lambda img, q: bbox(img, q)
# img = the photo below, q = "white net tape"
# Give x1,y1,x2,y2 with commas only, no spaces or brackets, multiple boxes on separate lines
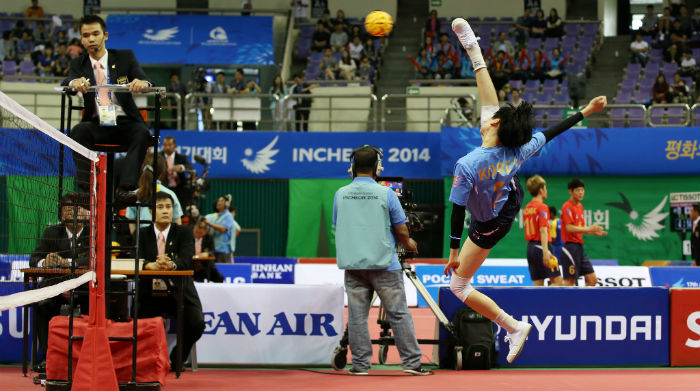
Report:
0,271,94,312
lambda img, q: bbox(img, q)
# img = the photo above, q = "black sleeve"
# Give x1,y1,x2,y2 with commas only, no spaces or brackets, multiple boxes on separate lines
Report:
450,203,466,249
61,57,83,86
542,111,584,142
29,226,56,267
174,226,195,271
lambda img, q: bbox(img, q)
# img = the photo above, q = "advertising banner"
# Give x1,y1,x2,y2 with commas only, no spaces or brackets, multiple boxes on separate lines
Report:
577,266,652,287
195,283,343,364
442,176,698,265
438,287,669,366
237,257,296,284
650,267,700,288
105,15,274,65
214,264,252,284
441,126,699,176
0,282,30,362
161,131,440,179
670,288,700,366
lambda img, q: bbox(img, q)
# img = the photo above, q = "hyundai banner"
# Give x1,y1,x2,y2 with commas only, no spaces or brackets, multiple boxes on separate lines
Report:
438,287,670,366
195,283,343,364
105,15,274,65
161,130,440,179
441,126,699,176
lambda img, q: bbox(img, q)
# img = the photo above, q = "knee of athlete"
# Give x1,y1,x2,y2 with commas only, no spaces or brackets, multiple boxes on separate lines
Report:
449,274,475,302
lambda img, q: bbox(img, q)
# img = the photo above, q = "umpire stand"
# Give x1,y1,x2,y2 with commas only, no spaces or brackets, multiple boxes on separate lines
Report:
331,247,465,371
53,86,165,391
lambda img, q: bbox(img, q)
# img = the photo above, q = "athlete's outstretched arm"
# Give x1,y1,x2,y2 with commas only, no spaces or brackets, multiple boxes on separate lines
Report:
475,67,499,107
542,96,606,142
452,18,499,107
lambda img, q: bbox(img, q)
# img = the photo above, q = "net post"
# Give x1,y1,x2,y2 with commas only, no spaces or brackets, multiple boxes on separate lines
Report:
71,155,118,391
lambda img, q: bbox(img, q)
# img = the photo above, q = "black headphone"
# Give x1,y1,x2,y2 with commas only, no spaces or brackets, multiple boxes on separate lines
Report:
349,145,384,178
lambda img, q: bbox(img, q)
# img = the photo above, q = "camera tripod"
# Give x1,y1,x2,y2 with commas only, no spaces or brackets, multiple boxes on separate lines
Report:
331,249,465,370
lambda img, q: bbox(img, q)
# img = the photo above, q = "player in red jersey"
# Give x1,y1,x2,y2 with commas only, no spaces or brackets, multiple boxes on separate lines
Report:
523,175,562,286
560,178,608,286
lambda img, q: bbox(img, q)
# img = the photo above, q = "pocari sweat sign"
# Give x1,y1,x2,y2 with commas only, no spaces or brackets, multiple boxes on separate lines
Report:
162,131,440,179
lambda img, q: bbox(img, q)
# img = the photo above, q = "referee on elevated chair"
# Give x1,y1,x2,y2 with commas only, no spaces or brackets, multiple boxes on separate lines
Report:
333,145,429,376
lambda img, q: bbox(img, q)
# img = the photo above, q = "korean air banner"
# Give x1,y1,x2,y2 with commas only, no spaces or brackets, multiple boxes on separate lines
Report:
161,130,440,179
441,127,699,176
105,15,274,65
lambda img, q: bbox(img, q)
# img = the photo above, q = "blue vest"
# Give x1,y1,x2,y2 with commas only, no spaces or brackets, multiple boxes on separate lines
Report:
335,181,395,269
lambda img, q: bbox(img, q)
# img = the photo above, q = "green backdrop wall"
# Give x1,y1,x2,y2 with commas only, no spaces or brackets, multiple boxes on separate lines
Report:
442,175,698,265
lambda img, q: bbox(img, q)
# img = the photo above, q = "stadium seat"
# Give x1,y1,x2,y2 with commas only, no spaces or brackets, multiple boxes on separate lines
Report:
582,23,598,36
667,107,685,125
565,23,581,37
527,37,542,50
649,107,664,125
19,61,35,82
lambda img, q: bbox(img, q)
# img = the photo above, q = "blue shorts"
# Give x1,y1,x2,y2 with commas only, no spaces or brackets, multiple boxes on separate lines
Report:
560,242,595,279
526,241,561,281
468,175,524,250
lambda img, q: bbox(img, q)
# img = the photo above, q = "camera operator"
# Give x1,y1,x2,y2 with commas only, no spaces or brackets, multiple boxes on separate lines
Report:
160,135,193,207
332,145,429,376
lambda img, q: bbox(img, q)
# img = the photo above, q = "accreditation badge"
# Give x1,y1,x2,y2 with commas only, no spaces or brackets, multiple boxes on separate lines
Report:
98,104,117,126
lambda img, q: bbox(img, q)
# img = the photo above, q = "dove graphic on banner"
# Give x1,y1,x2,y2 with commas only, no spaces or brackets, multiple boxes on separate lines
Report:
143,26,179,41
241,136,279,174
606,193,668,241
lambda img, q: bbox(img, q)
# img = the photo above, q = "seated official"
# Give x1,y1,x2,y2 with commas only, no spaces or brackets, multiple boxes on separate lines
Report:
192,218,224,283
29,193,90,370
137,192,204,368
61,15,151,200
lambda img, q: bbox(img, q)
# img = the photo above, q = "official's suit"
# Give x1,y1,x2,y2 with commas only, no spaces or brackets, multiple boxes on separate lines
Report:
159,151,193,207
62,49,152,189
692,222,700,266
193,233,224,283
137,224,205,365
29,224,91,358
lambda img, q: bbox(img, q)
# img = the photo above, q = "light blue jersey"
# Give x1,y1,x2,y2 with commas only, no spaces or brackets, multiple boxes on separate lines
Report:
449,132,546,222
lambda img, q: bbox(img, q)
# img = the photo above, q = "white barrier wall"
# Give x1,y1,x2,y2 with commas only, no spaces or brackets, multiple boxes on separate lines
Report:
309,86,373,132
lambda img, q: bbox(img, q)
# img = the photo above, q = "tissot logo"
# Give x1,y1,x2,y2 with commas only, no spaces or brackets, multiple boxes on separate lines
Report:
523,315,663,341
203,311,338,336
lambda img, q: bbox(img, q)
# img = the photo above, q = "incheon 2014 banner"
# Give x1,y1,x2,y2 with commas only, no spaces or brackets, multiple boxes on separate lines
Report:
105,15,274,65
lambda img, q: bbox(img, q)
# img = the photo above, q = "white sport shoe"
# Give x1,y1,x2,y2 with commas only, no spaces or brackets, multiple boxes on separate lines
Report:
451,18,480,50
504,321,532,363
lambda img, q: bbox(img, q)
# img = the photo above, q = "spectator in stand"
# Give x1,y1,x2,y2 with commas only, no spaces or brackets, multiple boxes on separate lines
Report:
497,88,507,105
320,47,339,79
241,0,252,15
4,47,18,64
652,74,671,103
0,31,13,60
658,7,673,46
350,25,368,43
457,97,473,121
16,31,34,61
434,50,454,79
456,48,475,79
36,45,55,76
630,32,649,66
545,8,564,38
414,48,432,79
670,19,688,49
510,89,524,106
212,71,229,94
436,33,456,63
291,73,315,132
424,35,436,60
338,49,357,80
330,24,349,52
166,72,186,129
291,0,309,23
67,23,80,42
364,38,380,68
332,9,349,33
640,5,658,36
11,21,31,41
494,31,515,58
26,0,44,18
679,49,696,77
67,38,82,59
666,43,682,64
319,9,333,33
268,75,290,131
53,30,68,47
489,50,514,91
530,49,551,81
531,9,547,38
311,22,330,52
547,48,569,81
670,72,691,103
356,55,372,82
425,10,440,39
677,5,693,36
512,48,531,81
692,7,700,33
348,35,365,64
512,8,534,45
33,21,50,45
669,0,682,17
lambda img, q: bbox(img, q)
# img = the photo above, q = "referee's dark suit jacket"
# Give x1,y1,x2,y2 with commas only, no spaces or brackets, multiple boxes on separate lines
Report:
61,49,152,189
692,222,700,266
137,223,205,362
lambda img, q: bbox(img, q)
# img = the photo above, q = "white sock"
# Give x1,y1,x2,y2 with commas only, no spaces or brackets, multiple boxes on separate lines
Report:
466,45,486,71
494,310,519,334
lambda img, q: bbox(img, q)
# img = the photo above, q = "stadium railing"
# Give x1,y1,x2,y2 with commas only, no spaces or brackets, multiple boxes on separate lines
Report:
183,92,281,131
281,92,378,132
646,103,692,127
